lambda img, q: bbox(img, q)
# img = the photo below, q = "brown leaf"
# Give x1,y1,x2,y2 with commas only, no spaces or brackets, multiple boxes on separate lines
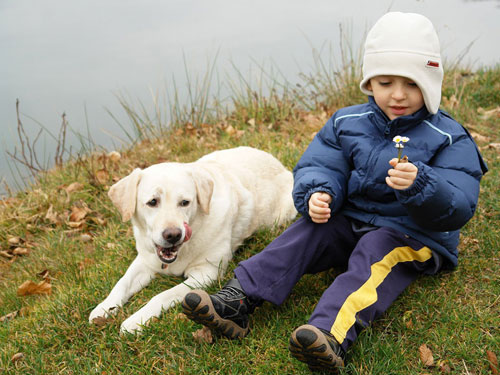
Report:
225,124,236,136
68,221,85,229
0,250,14,259
487,350,499,375
0,310,19,322
470,131,490,143
12,247,30,256
63,182,84,194
45,205,63,225
69,206,89,222
487,143,500,152
17,280,52,296
95,169,109,185
419,344,434,367
192,326,213,344
88,216,107,226
37,269,50,279
107,151,121,163
478,106,500,120
7,236,22,246
11,353,24,362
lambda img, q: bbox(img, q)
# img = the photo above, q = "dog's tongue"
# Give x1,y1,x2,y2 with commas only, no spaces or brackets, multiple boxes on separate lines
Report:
183,222,192,242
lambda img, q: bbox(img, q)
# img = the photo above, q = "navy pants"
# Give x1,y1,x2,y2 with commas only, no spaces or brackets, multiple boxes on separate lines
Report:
234,215,436,351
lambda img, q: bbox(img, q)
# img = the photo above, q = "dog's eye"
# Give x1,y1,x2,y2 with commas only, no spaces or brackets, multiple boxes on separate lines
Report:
147,198,159,207
180,200,190,207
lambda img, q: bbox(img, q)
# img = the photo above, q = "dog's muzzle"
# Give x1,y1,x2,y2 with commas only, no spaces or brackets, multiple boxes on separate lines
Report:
155,222,192,264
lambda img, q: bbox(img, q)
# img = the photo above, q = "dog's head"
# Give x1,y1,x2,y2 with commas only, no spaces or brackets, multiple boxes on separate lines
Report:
108,163,214,264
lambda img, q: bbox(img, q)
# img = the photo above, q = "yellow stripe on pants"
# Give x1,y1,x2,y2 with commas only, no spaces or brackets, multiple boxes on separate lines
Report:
330,246,432,344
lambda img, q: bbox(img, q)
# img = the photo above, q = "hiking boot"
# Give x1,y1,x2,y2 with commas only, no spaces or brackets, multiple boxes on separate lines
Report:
182,278,259,339
289,324,345,373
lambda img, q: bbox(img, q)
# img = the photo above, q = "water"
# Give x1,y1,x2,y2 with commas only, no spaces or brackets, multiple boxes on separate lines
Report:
1,0,499,195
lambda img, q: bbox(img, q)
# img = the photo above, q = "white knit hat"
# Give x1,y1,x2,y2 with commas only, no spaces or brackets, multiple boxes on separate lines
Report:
359,12,444,114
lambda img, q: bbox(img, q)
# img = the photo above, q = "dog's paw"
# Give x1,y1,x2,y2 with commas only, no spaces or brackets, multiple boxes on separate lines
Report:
89,302,118,323
120,315,145,335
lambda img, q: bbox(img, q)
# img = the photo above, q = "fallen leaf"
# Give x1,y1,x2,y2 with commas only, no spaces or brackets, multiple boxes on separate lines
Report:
45,205,63,225
37,269,50,279
478,106,500,120
69,206,89,222
225,124,236,135
487,143,500,152
17,280,52,296
95,169,109,185
107,151,121,163
0,250,14,259
68,221,85,229
192,326,213,344
11,353,24,362
470,131,490,143
12,247,29,256
63,182,84,194
487,350,499,375
7,236,21,246
247,118,256,127
88,216,107,226
419,344,434,367
0,311,19,322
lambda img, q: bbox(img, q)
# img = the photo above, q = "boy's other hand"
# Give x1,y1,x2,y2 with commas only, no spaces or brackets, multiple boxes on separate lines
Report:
308,192,332,223
386,158,418,190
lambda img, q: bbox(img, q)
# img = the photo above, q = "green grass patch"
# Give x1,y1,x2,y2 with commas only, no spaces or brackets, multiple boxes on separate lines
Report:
1,62,499,374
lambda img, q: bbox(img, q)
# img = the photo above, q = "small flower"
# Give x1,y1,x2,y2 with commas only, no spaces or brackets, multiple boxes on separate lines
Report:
393,135,410,162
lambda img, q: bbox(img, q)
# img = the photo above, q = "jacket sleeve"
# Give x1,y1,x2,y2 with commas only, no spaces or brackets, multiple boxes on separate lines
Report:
396,132,487,231
292,115,350,219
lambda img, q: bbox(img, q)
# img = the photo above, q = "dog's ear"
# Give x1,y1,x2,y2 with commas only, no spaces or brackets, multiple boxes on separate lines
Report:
191,168,214,214
108,168,142,222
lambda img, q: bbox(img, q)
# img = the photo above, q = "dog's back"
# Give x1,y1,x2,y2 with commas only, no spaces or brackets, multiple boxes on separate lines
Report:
198,147,297,229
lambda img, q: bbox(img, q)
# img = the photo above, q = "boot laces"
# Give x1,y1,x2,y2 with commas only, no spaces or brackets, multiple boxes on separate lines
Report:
215,286,245,300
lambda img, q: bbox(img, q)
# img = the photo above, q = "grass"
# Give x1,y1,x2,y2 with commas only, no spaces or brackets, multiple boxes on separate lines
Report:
0,56,499,374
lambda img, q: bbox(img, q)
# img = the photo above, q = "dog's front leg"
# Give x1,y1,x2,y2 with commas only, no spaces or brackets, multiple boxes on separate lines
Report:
89,256,155,323
120,265,219,334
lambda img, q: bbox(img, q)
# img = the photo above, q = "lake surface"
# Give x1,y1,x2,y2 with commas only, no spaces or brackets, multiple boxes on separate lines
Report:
1,0,499,195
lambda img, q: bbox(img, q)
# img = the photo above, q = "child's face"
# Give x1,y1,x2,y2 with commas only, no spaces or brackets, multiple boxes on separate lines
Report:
367,75,425,120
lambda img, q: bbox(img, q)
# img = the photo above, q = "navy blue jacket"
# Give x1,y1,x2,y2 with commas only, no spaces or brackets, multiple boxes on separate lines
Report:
293,97,488,268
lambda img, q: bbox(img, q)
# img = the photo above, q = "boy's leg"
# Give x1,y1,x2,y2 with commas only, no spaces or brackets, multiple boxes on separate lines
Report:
305,226,437,353
183,215,358,338
235,215,357,305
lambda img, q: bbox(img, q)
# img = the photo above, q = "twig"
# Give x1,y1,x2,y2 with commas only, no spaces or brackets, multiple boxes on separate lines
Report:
55,112,68,167
6,99,44,177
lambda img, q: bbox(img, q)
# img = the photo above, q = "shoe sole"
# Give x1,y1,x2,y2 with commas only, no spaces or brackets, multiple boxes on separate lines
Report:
182,290,249,339
289,324,344,373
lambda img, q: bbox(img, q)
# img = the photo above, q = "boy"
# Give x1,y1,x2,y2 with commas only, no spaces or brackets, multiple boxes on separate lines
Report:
182,12,488,372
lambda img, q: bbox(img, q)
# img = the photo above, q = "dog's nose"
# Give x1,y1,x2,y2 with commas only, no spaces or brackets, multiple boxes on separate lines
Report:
162,228,182,244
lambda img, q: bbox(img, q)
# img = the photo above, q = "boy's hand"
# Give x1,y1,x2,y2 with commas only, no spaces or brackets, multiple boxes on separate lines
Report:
308,192,332,223
386,158,418,190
